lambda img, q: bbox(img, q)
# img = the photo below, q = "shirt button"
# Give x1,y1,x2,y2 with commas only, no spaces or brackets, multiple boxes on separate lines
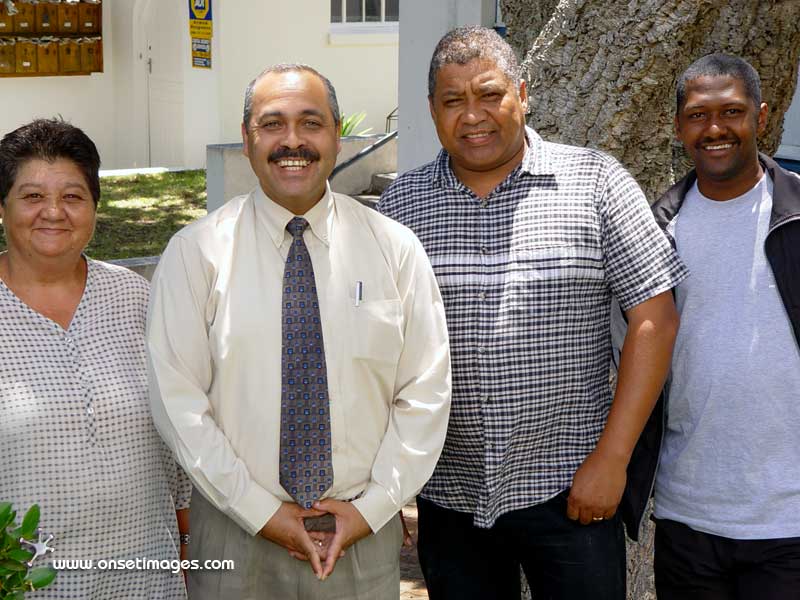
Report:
478,291,486,301
480,200,488,208
87,406,94,415
486,442,494,449
480,394,490,404
479,245,488,254
476,346,486,354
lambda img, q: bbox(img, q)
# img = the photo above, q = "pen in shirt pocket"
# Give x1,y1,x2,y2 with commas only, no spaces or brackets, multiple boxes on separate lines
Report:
354,281,363,307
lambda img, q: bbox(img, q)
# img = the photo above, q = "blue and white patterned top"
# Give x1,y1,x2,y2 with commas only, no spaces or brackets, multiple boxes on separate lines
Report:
379,128,689,528
0,259,190,599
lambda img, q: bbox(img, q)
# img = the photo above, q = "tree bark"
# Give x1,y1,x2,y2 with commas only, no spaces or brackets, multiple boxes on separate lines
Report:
502,0,800,200
500,0,560,63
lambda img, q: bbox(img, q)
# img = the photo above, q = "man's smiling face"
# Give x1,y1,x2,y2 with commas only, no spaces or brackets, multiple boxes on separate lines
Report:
676,75,767,196
429,58,528,180
242,70,340,214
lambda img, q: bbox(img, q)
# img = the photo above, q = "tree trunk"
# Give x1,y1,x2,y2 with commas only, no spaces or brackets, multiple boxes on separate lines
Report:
502,0,800,200
501,5,800,598
501,0,560,65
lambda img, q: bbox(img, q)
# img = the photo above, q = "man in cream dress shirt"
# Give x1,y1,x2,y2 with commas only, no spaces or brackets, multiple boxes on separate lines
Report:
147,64,451,600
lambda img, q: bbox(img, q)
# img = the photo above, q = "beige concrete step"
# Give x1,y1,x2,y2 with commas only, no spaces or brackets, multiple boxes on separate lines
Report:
370,172,397,195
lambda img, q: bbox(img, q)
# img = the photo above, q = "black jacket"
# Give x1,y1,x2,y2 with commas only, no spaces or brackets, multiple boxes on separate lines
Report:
619,153,800,541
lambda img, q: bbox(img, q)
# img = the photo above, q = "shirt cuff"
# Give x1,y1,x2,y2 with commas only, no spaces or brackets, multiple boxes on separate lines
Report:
228,480,283,536
351,483,400,533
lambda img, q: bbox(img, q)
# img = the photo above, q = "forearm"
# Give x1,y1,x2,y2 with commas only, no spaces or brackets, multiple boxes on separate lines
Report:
596,293,679,463
147,238,281,536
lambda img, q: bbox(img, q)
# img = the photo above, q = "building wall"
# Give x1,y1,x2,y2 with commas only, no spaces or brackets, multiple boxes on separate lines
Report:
215,2,399,146
777,66,800,161
0,1,398,170
397,0,496,172
0,1,127,168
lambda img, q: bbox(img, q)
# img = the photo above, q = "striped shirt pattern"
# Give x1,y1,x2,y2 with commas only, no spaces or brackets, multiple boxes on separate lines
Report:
379,128,689,527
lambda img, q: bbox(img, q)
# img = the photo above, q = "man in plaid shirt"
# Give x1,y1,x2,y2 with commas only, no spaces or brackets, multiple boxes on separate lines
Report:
379,26,688,600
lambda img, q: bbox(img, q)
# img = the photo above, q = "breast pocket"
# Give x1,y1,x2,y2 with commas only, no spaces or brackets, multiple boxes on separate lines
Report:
348,299,404,366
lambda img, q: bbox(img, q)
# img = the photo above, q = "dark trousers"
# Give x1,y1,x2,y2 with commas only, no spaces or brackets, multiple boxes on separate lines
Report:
416,492,626,600
654,518,800,600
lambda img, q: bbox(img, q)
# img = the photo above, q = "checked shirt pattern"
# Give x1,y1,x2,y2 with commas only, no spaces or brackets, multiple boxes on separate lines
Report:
378,127,689,527
279,217,333,509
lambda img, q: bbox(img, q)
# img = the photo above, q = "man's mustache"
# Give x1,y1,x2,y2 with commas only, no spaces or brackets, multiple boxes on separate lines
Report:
268,147,320,162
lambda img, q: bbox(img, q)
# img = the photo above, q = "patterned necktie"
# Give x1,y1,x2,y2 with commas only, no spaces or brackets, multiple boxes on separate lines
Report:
279,217,334,508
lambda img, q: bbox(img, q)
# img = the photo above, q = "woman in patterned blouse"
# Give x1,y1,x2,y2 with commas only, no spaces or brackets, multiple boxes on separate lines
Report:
0,119,191,599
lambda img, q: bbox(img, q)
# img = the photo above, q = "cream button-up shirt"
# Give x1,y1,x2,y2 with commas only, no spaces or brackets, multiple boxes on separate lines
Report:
147,185,451,535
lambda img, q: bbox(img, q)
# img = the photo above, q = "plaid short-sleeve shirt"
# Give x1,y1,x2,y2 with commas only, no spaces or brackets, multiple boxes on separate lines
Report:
379,128,688,528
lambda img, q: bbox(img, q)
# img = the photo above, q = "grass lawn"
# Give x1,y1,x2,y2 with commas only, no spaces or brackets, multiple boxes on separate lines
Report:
0,170,207,261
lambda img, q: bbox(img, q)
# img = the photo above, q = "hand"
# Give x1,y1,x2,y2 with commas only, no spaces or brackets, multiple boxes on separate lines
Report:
313,499,372,580
286,530,344,563
400,510,413,547
258,502,328,578
566,449,627,525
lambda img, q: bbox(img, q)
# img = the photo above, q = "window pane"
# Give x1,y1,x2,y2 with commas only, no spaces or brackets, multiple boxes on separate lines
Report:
365,0,380,22
330,0,342,22
385,0,398,21
346,0,362,22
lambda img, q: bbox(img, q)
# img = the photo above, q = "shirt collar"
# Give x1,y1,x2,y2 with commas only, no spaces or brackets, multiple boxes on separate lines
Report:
430,126,556,188
521,127,556,177
253,183,334,249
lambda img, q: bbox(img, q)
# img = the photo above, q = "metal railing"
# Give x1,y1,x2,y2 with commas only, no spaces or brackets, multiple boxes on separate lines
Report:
330,129,398,179
385,107,398,133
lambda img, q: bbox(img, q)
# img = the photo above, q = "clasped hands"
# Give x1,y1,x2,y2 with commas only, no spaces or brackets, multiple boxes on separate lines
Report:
258,499,371,580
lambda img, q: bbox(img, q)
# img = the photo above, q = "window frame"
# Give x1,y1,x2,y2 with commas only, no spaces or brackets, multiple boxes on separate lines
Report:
330,0,399,27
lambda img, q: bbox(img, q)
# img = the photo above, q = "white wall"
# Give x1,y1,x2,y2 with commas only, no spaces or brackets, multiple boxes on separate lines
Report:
180,2,221,169
1,1,395,171
777,67,800,161
215,2,398,146
398,0,495,172
0,2,128,168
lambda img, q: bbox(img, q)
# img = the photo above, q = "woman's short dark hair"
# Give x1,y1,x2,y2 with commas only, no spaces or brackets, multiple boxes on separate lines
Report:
0,118,101,206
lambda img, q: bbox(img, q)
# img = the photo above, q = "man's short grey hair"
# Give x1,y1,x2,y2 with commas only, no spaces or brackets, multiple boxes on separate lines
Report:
428,26,521,98
242,63,341,127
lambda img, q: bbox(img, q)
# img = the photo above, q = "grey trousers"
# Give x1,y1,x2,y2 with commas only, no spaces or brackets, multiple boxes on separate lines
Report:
187,489,402,600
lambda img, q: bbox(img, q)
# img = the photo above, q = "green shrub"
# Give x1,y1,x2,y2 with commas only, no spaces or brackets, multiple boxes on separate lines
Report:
0,503,56,599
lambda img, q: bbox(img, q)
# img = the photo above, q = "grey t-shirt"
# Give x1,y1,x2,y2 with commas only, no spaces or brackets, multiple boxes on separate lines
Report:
654,174,800,540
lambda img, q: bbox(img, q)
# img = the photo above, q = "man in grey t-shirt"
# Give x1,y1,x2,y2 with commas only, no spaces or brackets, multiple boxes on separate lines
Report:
650,53,800,599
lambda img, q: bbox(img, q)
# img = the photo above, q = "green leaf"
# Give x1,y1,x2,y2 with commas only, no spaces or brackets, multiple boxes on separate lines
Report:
2,530,21,552
0,504,16,533
10,591,27,600
19,506,39,539
6,550,32,563
6,569,27,590
26,566,56,589
340,111,372,136
0,560,25,572
0,503,12,528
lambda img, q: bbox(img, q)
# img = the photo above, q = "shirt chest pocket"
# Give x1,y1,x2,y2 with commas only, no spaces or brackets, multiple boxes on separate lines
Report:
347,299,404,366
509,244,604,282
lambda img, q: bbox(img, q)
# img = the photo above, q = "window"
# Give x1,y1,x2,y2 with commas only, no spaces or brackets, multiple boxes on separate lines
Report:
330,0,399,24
